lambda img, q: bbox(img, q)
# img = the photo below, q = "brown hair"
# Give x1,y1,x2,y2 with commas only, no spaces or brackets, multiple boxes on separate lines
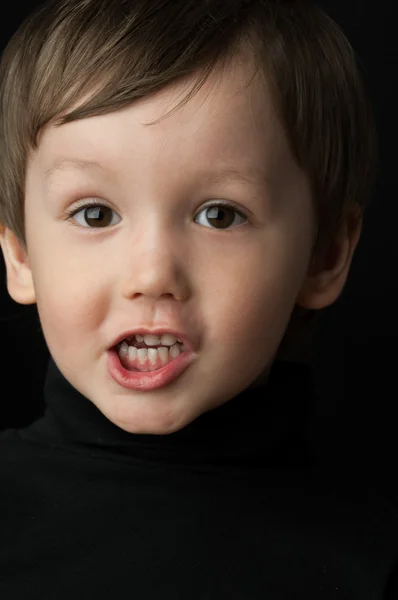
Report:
0,0,378,358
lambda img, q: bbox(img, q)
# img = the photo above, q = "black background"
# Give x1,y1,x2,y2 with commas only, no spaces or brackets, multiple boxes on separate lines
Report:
0,1,397,469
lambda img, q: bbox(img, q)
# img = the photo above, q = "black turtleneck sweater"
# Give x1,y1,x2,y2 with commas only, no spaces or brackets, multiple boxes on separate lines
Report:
1,358,398,599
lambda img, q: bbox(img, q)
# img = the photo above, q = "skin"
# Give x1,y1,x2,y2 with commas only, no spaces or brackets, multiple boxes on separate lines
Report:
0,56,362,435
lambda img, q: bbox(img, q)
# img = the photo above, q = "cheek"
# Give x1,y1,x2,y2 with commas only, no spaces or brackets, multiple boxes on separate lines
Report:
222,279,295,349
32,257,107,351
208,248,308,353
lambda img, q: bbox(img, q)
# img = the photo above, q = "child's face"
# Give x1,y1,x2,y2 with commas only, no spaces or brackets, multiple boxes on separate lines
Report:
9,58,318,434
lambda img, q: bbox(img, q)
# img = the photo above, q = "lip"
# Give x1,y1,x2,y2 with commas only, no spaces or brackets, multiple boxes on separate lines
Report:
109,327,197,353
107,346,195,391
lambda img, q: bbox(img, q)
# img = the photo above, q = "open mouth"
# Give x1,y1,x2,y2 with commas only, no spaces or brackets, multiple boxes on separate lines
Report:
107,336,195,390
115,337,185,373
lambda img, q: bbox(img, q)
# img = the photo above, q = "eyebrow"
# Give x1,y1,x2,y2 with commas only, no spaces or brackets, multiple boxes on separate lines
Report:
44,159,105,183
44,158,268,187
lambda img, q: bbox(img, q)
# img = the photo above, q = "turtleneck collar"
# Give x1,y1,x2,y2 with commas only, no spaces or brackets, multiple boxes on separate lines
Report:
20,357,317,468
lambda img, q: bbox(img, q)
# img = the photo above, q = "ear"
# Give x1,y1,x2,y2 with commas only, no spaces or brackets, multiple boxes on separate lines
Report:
0,225,36,305
296,204,363,310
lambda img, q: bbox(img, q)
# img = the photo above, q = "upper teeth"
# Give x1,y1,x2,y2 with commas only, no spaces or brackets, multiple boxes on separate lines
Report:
127,333,183,347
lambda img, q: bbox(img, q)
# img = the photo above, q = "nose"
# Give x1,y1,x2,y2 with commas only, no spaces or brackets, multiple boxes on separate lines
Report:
121,229,191,302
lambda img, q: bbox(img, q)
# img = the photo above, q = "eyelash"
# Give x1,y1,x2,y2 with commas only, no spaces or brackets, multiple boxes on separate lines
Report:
64,198,249,231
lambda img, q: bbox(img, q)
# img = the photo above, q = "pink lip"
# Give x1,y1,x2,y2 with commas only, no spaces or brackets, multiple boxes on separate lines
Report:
109,328,196,353
107,346,195,391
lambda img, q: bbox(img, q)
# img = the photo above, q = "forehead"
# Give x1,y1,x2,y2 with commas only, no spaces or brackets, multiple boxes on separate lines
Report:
30,57,292,188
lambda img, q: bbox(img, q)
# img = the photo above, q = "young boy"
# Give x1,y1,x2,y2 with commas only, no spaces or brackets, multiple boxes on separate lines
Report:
1,0,397,598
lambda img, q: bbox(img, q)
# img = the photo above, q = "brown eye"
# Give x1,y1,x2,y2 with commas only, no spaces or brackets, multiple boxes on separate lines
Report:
83,206,113,228
68,204,121,228
67,200,247,231
195,203,247,230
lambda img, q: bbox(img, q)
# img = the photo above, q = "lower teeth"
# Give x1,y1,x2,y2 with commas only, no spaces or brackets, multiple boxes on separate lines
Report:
117,342,181,371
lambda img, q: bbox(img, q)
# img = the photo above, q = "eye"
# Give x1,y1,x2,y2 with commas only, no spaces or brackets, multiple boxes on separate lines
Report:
66,203,121,228
194,201,248,230
65,199,248,230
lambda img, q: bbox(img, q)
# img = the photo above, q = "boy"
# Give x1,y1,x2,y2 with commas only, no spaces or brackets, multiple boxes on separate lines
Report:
1,0,397,598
